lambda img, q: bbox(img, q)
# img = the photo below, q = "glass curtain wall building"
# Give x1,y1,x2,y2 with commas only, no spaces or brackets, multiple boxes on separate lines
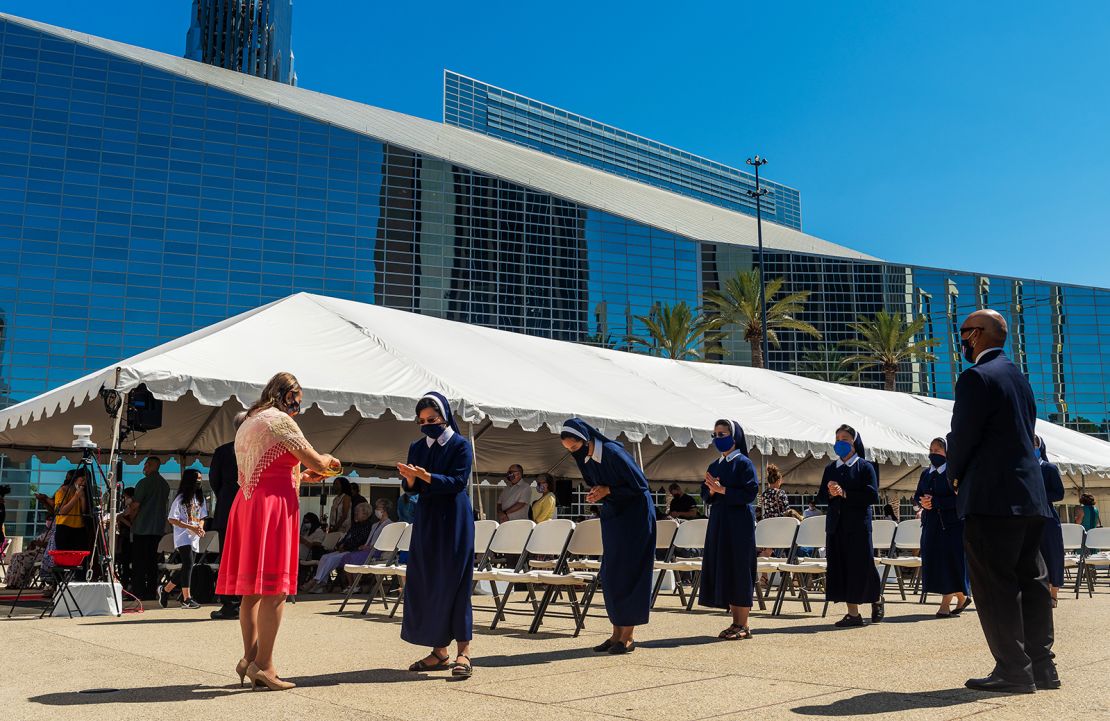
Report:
0,14,1107,533
185,0,296,85
445,71,803,230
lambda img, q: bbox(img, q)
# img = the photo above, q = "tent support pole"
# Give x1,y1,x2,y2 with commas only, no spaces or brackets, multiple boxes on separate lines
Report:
635,441,645,471
105,379,126,589
469,424,484,520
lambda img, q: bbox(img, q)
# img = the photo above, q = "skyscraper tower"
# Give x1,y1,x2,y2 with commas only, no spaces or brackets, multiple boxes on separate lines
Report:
185,0,296,85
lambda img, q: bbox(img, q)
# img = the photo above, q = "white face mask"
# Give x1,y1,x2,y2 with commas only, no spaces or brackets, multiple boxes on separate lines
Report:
537,485,547,494
374,509,386,520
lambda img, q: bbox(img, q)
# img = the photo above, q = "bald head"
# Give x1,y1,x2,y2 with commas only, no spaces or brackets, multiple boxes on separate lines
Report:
960,309,1007,361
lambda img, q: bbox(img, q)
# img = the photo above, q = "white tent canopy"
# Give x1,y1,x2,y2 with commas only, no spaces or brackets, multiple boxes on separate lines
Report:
0,293,1107,492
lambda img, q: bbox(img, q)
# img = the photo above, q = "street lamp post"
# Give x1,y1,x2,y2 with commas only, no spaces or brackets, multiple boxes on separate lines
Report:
745,156,770,369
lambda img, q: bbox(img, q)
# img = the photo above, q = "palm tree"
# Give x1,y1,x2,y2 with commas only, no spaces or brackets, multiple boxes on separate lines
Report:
702,269,822,369
799,347,857,385
626,301,722,360
839,311,939,392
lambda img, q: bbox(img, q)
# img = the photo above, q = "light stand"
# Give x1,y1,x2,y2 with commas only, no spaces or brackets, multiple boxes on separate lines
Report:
745,156,771,370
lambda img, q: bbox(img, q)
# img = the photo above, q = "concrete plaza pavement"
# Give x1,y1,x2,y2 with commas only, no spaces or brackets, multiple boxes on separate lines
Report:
2,586,1107,721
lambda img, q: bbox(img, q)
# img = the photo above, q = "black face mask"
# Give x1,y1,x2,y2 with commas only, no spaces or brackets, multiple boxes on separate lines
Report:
571,444,590,462
960,330,978,364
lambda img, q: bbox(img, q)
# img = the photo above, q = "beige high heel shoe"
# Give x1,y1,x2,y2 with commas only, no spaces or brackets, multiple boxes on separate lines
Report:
236,658,251,687
246,662,296,691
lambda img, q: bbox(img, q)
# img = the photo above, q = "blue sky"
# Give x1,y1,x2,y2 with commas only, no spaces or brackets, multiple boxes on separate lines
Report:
3,1,1109,288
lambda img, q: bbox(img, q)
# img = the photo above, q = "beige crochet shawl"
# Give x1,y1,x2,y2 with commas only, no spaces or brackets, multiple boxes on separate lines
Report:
235,407,312,500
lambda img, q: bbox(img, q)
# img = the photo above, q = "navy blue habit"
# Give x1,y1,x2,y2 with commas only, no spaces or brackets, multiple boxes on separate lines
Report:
816,435,882,604
698,420,758,609
401,392,475,647
913,463,970,595
1037,438,1066,588
563,418,656,626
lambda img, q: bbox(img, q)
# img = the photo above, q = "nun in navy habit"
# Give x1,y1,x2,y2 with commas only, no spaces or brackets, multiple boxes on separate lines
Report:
397,392,476,678
1035,435,1065,604
817,423,884,627
561,418,656,654
698,419,759,640
912,437,970,617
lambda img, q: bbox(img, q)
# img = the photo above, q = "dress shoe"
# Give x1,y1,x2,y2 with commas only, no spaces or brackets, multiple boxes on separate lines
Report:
608,640,635,654
1033,665,1061,690
833,613,864,628
964,674,1036,694
871,598,885,623
592,639,615,653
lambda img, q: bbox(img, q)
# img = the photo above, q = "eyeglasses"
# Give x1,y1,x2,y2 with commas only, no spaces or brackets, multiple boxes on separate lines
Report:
713,431,732,438
415,416,444,426
959,326,984,336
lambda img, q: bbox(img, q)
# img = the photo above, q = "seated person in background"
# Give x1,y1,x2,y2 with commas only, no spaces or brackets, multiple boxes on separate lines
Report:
302,501,389,593
531,473,557,523
497,464,533,522
666,483,700,520
299,512,326,561
802,501,822,519
4,521,52,589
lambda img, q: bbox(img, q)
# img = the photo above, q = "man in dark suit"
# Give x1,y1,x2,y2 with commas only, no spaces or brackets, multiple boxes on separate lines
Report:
946,309,1057,693
209,412,245,620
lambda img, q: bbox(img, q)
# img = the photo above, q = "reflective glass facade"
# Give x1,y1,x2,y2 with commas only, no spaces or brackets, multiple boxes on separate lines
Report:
0,18,1107,536
444,71,803,230
185,0,296,85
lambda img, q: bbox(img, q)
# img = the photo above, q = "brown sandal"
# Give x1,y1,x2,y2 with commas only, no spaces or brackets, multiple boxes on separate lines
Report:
451,655,473,678
721,625,752,640
718,624,741,639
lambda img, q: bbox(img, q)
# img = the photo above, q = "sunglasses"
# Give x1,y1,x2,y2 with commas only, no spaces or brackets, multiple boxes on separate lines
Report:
415,416,444,426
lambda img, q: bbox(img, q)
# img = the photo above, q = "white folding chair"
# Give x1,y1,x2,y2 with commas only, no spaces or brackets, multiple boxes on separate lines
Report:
473,519,499,566
1062,523,1085,576
200,531,221,573
754,516,800,610
299,530,344,578
871,519,899,559
652,518,708,611
156,533,180,579
773,515,827,615
526,519,605,635
649,519,680,606
334,522,408,613
879,519,923,601
1075,527,1110,599
476,519,574,630
472,519,535,613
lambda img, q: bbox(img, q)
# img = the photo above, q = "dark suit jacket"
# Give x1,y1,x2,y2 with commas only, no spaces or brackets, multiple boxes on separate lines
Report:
209,441,239,534
946,349,1048,519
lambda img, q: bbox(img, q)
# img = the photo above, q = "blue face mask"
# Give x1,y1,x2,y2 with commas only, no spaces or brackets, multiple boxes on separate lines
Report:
713,436,734,453
420,424,445,439
834,440,853,459
928,453,946,468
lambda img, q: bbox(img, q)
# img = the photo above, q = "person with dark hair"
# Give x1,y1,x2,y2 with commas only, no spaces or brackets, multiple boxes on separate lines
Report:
883,503,900,522
216,372,340,691
947,309,1056,693
158,469,208,609
328,477,353,535
349,482,368,521
398,392,475,678
1075,493,1100,530
560,417,656,655
913,437,970,617
666,483,699,520
131,456,169,599
699,419,759,640
531,473,557,523
299,512,325,562
52,468,89,553
1034,436,1065,607
817,424,884,627
210,411,246,621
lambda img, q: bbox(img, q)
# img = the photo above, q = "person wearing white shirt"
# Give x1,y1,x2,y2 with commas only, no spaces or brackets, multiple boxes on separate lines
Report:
497,464,533,522
159,469,208,610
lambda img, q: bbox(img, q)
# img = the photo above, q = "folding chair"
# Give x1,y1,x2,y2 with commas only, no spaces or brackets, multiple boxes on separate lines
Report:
475,520,571,629
471,519,535,615
332,522,407,613
0,537,12,582
299,530,344,583
652,518,708,611
155,533,179,583
879,519,923,601
648,519,680,606
526,518,604,636
1062,523,1085,580
772,515,827,615
1075,527,1110,599
473,520,499,568
754,516,800,610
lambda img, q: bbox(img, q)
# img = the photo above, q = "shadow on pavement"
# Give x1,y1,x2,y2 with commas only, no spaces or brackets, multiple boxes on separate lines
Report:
28,669,434,705
792,689,981,716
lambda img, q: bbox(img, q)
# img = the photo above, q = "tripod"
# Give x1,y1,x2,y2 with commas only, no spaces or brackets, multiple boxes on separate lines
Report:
72,445,122,616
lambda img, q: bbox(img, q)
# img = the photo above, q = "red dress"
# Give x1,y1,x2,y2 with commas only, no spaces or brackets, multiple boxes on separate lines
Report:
216,408,312,596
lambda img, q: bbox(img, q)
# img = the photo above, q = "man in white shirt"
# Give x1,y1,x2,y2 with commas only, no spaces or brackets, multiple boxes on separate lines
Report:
497,464,533,522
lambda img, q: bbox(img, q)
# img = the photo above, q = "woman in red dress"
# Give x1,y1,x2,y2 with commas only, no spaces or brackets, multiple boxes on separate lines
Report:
216,372,339,691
